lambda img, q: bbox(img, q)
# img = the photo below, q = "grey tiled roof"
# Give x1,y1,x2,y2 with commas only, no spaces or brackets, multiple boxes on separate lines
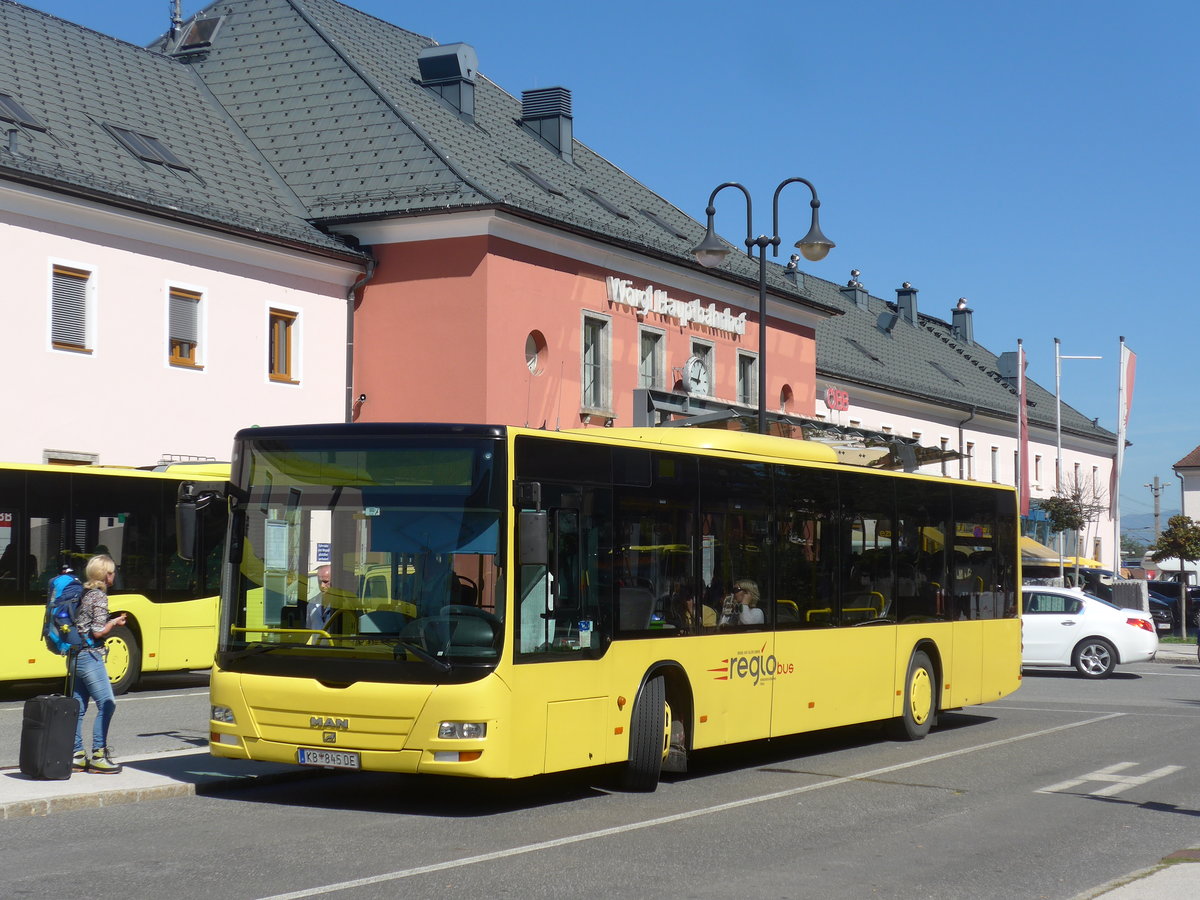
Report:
0,0,357,256
804,275,1115,442
167,0,837,316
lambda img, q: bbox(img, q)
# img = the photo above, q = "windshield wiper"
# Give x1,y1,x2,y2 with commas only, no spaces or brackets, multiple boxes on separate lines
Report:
392,640,452,673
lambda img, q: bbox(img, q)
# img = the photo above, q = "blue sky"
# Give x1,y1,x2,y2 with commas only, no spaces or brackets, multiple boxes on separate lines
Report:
20,0,1200,526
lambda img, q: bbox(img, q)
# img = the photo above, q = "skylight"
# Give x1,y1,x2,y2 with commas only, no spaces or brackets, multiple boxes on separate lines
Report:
174,16,223,53
510,161,563,196
108,125,191,172
0,93,46,131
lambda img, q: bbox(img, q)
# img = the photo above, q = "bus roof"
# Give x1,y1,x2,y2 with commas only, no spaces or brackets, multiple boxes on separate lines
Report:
557,426,840,464
0,460,229,482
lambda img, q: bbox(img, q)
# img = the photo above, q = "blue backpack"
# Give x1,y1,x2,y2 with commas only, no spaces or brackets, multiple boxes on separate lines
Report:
43,571,91,655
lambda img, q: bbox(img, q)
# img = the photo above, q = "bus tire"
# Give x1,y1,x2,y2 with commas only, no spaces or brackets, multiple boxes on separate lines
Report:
105,624,142,695
621,675,666,792
889,650,935,741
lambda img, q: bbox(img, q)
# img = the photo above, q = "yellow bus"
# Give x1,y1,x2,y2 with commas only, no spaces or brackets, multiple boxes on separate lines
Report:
204,424,1020,790
0,460,228,694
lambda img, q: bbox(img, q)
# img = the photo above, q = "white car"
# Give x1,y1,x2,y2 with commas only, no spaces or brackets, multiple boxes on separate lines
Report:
1021,585,1158,678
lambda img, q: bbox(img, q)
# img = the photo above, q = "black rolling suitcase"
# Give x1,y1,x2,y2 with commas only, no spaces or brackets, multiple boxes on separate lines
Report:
19,656,78,780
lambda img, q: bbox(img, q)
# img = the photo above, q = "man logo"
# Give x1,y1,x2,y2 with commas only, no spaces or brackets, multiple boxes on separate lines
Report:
323,733,337,744
310,716,349,729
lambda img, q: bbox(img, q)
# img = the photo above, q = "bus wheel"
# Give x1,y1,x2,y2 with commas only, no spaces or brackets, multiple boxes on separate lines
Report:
889,650,935,741
105,625,141,695
621,675,665,792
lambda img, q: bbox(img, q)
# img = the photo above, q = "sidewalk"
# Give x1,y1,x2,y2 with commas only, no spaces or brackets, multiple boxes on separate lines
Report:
0,747,317,819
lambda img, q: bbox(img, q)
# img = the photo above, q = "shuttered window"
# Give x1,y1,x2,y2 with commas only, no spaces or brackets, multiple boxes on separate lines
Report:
169,288,201,366
269,309,298,383
51,266,90,351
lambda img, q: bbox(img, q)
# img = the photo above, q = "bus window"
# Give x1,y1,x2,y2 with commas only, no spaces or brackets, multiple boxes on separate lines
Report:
952,484,1016,619
840,472,897,624
613,452,696,635
893,480,951,623
699,458,769,629
775,466,838,629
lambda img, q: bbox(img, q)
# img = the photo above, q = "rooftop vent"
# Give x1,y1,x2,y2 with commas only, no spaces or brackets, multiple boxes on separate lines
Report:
418,43,478,119
951,297,974,344
896,282,918,325
521,87,572,162
841,269,869,311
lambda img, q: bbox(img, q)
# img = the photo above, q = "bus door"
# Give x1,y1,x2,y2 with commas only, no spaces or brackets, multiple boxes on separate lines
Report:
512,481,613,774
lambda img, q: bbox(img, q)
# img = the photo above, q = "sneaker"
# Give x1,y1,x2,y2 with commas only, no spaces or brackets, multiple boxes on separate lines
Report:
72,750,88,772
88,747,122,775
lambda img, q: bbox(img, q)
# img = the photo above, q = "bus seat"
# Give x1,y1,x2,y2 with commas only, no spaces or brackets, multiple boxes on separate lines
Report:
776,599,800,624
619,587,655,630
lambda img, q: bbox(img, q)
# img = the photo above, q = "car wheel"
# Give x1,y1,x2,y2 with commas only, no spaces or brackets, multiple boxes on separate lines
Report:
1072,638,1116,679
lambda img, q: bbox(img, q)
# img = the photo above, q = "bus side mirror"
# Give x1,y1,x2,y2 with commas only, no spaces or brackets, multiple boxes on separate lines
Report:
518,510,548,567
176,499,199,561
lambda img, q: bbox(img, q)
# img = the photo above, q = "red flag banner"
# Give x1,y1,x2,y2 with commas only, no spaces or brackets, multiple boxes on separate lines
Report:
1018,342,1030,516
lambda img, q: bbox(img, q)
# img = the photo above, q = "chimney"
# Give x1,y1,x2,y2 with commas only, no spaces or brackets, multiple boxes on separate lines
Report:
840,270,869,311
951,297,974,344
417,43,478,119
521,87,573,163
895,282,918,325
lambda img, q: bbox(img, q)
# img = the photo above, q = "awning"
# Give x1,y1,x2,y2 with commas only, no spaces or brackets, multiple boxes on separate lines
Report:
1020,536,1060,560
1061,555,1104,568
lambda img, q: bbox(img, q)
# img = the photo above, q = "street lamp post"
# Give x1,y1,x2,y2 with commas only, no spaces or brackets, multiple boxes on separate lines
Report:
691,178,834,434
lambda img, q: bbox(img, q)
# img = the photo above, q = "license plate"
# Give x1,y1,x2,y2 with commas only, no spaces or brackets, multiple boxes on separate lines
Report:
298,748,361,769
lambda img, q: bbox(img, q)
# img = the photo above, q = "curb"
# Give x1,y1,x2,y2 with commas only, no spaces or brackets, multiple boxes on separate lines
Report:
0,752,325,820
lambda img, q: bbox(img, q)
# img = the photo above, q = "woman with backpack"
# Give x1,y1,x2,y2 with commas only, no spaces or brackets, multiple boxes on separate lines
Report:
72,554,128,774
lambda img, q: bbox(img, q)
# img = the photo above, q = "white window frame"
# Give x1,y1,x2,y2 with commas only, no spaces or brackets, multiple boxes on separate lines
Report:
48,259,96,353
690,338,714,398
581,312,612,413
167,282,206,369
637,326,665,390
991,446,1000,483
736,350,758,407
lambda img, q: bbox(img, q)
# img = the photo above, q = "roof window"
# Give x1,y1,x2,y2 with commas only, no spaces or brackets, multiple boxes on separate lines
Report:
579,187,628,219
0,93,46,131
107,125,191,172
172,15,224,54
510,162,563,196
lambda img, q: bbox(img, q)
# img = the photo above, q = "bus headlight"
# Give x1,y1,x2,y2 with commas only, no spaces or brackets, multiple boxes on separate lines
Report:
438,721,486,739
211,705,236,724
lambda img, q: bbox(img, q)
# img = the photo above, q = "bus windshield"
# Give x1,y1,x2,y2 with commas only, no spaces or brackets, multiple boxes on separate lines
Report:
222,434,505,684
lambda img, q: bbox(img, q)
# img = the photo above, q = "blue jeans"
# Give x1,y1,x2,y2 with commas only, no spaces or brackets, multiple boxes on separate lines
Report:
72,650,116,754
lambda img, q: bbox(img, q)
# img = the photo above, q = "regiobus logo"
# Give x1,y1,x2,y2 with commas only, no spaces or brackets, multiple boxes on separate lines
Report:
709,643,794,686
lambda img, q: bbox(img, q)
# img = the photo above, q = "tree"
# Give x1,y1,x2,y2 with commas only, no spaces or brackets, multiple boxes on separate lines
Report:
1120,533,1150,558
1037,474,1108,583
1149,515,1200,638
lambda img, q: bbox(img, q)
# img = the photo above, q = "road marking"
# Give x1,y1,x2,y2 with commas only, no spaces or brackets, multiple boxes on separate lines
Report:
1037,762,1184,797
256,712,1123,900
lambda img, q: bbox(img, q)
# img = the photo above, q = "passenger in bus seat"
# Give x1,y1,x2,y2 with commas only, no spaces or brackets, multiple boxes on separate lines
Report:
720,580,765,626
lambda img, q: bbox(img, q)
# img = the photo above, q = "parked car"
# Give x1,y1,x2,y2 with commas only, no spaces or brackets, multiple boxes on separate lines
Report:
1145,580,1200,628
1147,594,1176,633
1021,585,1158,678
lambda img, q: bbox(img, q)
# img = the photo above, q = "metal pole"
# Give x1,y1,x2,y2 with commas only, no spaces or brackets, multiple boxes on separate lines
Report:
756,239,768,434
1055,338,1063,581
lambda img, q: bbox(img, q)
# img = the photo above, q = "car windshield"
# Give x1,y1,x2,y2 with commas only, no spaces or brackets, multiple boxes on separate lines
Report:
219,435,505,684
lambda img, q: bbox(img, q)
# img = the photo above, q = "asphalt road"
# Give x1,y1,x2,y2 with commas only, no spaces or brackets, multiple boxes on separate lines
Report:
2,660,1198,900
